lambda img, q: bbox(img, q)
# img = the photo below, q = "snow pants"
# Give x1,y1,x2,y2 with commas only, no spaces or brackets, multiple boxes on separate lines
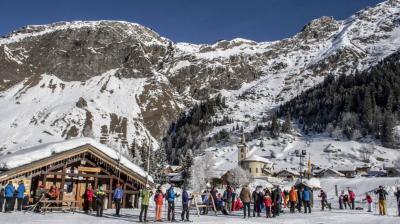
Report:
96,199,103,217
378,200,386,215
367,202,372,212
181,203,189,221
168,201,175,221
114,199,121,216
5,197,13,212
290,201,296,213
0,197,4,212
155,204,162,221
304,201,311,213
139,204,148,222
243,202,251,218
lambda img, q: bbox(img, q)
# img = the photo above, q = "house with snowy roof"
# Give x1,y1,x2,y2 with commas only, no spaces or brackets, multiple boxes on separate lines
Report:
238,134,274,178
0,138,153,209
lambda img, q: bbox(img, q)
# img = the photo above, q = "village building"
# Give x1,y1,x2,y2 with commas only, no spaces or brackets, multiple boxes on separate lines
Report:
0,138,153,209
275,169,300,180
334,165,356,178
315,168,345,178
238,134,273,178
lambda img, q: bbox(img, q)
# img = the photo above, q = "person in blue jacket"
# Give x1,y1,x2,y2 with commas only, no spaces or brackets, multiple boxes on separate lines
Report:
113,183,124,216
302,187,311,214
4,182,15,212
166,184,179,221
16,180,26,211
181,187,192,221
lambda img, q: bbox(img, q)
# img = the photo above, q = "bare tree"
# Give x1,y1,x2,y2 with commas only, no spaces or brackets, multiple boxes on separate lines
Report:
227,166,252,188
359,144,375,163
190,152,215,192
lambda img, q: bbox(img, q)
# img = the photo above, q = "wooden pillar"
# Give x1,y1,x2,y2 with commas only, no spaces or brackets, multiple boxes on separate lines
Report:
43,174,47,188
108,178,113,209
60,165,67,200
122,183,127,208
94,176,98,190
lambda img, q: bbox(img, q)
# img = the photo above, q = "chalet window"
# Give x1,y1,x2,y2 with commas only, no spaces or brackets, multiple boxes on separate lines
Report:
241,148,244,153
65,181,74,193
256,168,258,173
249,168,251,173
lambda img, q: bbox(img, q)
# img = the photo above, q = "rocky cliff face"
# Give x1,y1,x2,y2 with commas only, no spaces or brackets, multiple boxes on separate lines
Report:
0,0,400,157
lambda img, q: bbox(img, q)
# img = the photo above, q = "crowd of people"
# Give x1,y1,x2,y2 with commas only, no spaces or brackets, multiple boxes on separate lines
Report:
2,180,400,222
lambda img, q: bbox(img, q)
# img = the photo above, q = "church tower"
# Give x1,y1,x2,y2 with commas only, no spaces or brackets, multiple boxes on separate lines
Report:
238,133,248,162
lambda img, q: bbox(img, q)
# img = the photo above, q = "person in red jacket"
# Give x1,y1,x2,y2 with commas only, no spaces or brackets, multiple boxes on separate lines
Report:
362,193,373,212
85,184,94,214
348,189,356,210
154,186,165,221
263,195,272,218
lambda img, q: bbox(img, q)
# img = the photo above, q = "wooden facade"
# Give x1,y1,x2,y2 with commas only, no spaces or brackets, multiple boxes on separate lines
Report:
0,143,152,209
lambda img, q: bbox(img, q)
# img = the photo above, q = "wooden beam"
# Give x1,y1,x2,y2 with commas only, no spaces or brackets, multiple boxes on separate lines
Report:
122,183,127,208
60,165,66,200
108,178,113,209
45,172,111,179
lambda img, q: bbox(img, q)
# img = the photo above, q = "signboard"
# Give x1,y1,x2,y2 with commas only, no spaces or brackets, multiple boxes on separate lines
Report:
78,166,101,173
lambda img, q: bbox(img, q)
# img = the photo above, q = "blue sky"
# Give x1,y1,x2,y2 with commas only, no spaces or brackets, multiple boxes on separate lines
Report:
0,0,383,44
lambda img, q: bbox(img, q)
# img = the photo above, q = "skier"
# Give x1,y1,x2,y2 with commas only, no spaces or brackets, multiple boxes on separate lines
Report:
374,185,388,215
395,186,400,216
348,189,356,210
222,185,233,213
113,183,124,216
85,184,94,214
338,190,344,209
181,187,192,221
318,189,327,211
0,188,5,212
154,186,165,222
289,186,298,213
263,194,272,218
362,193,373,212
16,180,26,211
166,184,179,221
139,184,152,222
4,181,15,212
303,187,311,214
95,186,106,217
239,185,252,218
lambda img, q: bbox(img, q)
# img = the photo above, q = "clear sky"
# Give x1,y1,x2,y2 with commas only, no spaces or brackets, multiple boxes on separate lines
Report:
0,0,384,44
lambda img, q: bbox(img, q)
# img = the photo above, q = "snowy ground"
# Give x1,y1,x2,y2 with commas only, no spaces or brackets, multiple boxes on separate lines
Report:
0,207,399,224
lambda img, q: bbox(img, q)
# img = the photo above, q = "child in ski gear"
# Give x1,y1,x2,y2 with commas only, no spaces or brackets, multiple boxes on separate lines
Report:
113,183,123,216
139,184,153,222
154,186,165,221
263,195,272,218
343,193,349,209
374,185,388,215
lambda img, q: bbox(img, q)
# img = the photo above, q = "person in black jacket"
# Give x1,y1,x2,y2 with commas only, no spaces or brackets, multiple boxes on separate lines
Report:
394,186,400,217
374,186,388,215
0,188,5,212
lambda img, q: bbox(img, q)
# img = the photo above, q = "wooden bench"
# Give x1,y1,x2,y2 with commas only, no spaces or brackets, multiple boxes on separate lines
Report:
40,199,79,214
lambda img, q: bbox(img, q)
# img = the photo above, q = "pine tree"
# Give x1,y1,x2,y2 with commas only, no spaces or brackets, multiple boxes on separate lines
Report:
282,113,292,133
270,115,280,138
382,111,395,148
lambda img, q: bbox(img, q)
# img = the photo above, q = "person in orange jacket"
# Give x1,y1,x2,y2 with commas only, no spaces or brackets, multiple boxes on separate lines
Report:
289,186,298,213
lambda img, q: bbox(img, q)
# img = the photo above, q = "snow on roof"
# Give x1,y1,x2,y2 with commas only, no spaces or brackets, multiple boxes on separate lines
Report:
334,165,356,172
321,168,345,177
243,154,272,164
0,138,153,182
276,169,300,176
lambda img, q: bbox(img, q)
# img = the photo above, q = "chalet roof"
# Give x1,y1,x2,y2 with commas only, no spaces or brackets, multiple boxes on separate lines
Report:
334,165,356,172
243,154,272,164
276,169,300,176
318,168,345,177
0,138,152,182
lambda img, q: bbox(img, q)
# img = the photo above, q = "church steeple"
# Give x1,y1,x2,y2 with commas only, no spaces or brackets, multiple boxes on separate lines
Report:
238,132,248,162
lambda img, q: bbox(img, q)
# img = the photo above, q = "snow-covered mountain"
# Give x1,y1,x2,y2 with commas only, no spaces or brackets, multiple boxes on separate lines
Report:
1,0,400,161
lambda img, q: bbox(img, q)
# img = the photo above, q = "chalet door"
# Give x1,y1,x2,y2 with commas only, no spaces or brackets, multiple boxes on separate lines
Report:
76,180,93,208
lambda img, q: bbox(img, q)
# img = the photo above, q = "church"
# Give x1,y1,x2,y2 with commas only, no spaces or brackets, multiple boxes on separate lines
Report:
237,134,274,177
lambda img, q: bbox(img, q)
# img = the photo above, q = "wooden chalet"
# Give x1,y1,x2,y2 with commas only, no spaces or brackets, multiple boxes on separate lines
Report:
0,138,153,209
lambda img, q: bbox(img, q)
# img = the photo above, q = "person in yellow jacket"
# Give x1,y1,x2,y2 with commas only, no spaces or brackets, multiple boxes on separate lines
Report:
139,185,153,222
289,186,298,213
94,186,106,217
